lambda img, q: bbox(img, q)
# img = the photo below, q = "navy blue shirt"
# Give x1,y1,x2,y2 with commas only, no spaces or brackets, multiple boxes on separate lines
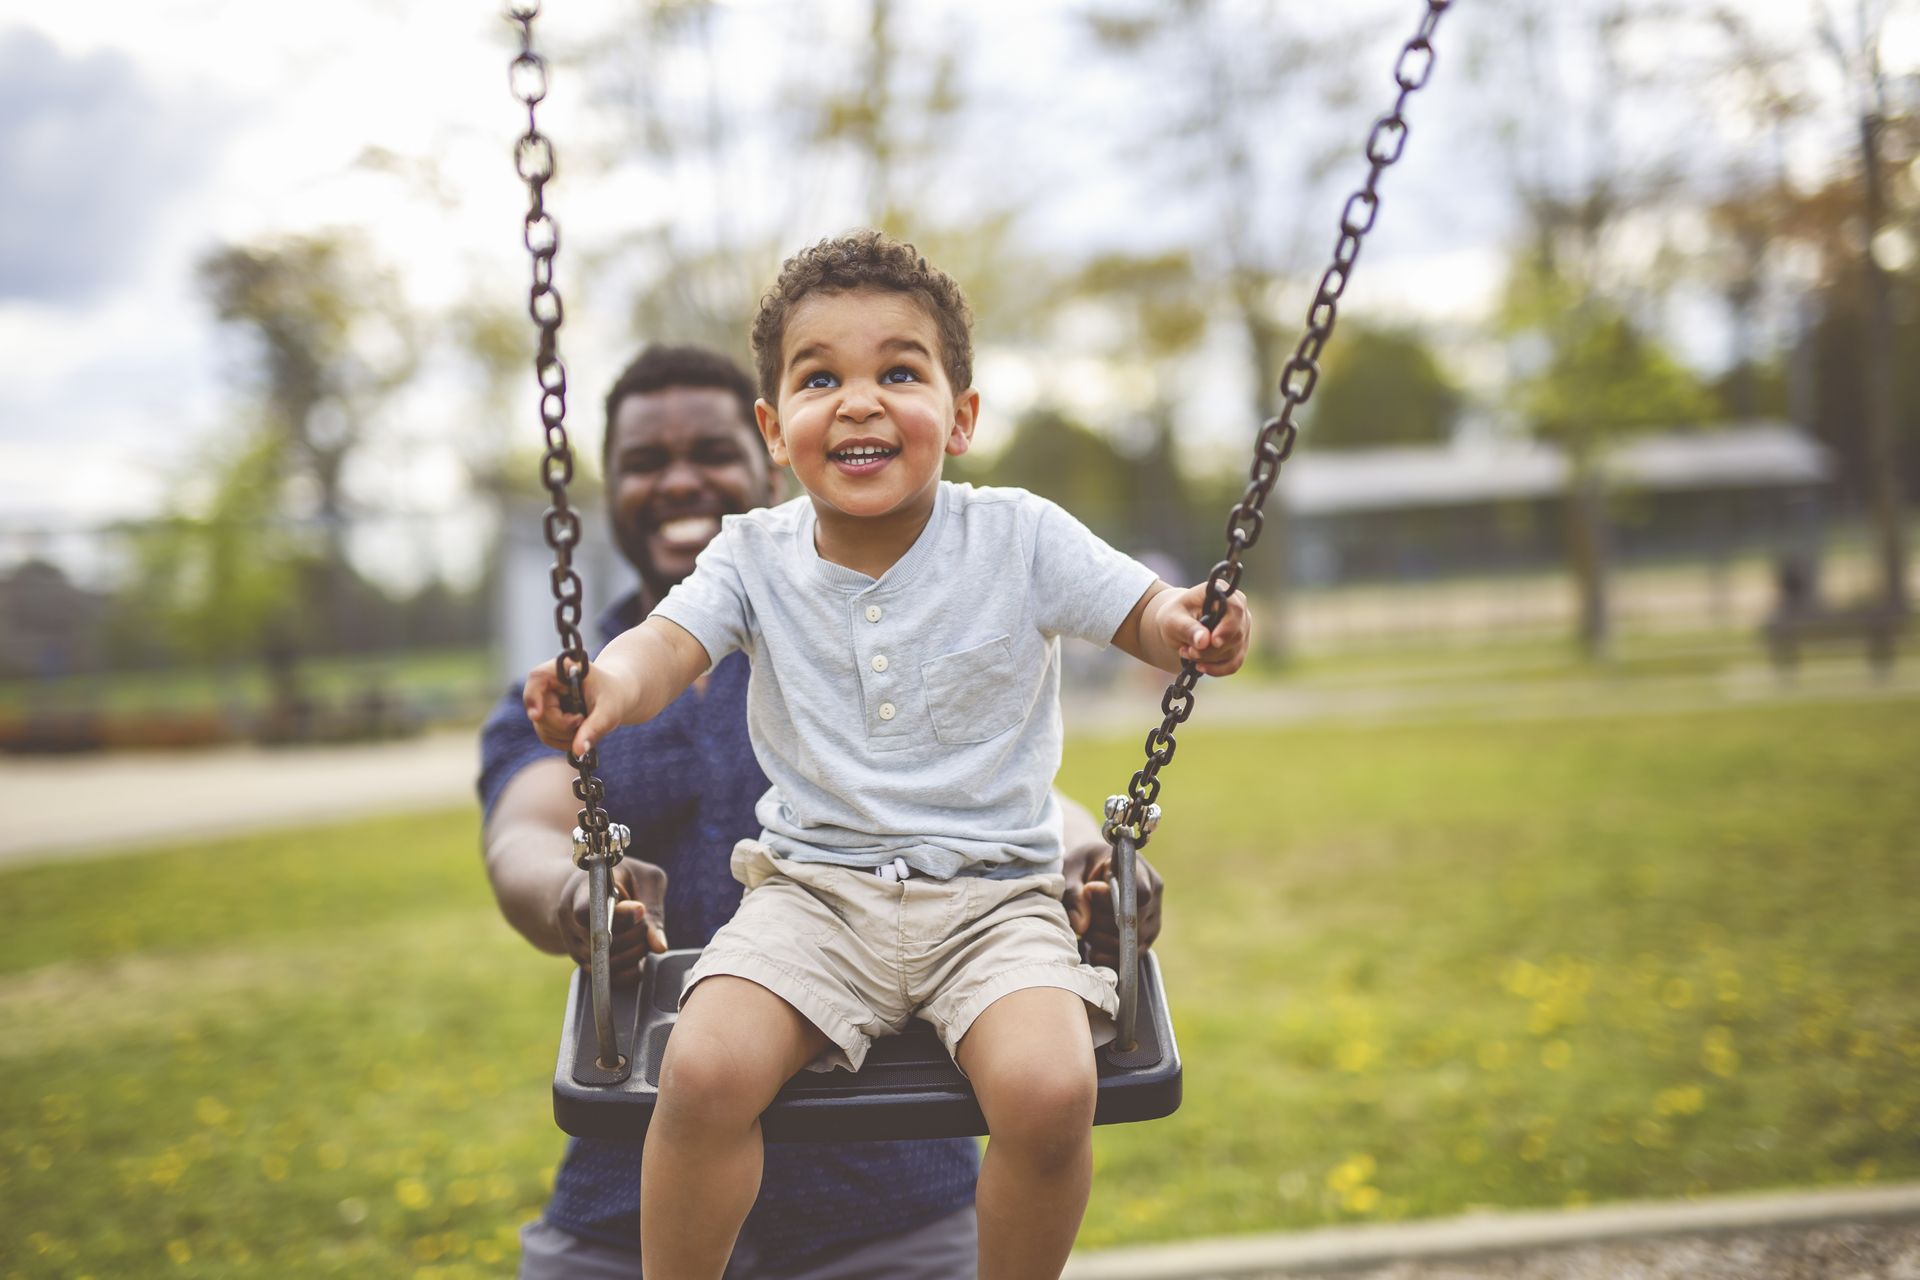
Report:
478,595,979,1264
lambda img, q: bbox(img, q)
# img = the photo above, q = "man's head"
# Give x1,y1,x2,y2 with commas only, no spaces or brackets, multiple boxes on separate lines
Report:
749,232,978,526
601,344,778,600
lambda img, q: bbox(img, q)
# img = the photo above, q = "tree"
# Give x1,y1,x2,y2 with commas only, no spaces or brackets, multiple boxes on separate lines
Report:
1814,0,1912,616
1301,324,1463,450
1501,256,1714,658
196,233,417,650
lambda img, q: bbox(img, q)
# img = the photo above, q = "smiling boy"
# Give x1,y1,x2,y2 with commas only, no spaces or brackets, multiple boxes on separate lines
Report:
526,230,1250,1279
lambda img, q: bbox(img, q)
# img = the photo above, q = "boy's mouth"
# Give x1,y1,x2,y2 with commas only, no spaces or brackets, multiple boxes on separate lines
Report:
827,442,900,474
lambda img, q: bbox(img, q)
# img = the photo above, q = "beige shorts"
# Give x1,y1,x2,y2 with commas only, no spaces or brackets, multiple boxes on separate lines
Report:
682,840,1118,1073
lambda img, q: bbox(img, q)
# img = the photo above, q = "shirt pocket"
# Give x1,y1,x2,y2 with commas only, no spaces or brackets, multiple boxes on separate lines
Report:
920,635,1025,746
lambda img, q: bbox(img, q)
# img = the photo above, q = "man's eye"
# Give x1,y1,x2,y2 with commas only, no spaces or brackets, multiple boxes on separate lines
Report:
882,366,918,384
622,450,665,473
802,371,838,390
694,442,741,465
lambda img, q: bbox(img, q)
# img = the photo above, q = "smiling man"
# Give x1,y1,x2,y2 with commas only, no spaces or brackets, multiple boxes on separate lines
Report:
479,343,1161,1279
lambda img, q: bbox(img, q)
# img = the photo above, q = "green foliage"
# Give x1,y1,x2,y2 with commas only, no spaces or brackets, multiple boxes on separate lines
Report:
116,427,323,665
4,698,1918,1273
1501,260,1715,453
949,408,1139,544
1302,324,1463,450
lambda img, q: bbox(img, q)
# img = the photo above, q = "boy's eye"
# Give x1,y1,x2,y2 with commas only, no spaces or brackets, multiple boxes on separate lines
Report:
802,371,838,390
882,366,918,384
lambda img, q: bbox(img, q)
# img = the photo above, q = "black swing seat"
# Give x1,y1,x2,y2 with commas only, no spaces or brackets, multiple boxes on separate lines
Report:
554,948,1182,1142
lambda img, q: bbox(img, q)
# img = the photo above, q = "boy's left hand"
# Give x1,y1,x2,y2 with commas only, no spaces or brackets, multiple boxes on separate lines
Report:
1158,583,1252,676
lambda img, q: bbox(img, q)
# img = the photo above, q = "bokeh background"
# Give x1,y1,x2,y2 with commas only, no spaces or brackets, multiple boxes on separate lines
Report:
2,1,1917,1277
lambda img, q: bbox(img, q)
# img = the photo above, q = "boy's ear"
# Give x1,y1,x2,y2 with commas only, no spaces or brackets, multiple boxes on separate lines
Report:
945,388,980,457
754,398,791,468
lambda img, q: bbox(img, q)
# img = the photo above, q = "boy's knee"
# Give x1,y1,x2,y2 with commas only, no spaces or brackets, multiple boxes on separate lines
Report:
983,1058,1096,1158
656,1029,762,1131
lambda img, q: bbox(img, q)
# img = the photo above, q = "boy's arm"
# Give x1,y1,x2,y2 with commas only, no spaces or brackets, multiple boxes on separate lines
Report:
1109,580,1252,676
524,615,713,756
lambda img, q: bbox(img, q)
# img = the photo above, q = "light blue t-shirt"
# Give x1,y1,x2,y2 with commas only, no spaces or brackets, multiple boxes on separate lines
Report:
650,482,1158,879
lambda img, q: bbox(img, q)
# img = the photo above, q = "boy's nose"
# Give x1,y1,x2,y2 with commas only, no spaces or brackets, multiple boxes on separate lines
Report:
836,384,882,421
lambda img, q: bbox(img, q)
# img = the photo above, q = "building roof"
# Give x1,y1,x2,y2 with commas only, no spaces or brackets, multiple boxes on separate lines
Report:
1276,422,1831,516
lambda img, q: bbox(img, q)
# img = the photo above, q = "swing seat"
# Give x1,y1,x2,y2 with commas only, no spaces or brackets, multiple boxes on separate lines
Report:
553,948,1182,1142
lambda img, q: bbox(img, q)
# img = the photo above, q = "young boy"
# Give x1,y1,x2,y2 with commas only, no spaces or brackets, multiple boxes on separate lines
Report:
527,230,1250,1279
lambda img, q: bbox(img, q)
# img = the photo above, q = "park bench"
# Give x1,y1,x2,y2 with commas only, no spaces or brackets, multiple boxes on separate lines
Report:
1762,602,1907,675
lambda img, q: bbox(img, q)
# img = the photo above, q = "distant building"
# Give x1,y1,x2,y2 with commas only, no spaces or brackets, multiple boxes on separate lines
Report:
1278,422,1832,585
0,560,108,679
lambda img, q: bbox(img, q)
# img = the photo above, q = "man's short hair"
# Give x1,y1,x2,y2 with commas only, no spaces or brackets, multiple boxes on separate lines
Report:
750,230,974,403
602,345,759,460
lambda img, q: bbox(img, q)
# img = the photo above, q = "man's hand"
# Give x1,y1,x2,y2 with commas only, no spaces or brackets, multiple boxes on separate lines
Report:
1153,582,1252,676
1062,838,1163,969
555,856,670,974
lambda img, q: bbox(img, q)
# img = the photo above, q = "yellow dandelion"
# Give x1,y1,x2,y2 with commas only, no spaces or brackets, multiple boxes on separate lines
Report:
166,1240,192,1265
395,1177,432,1210
1342,1184,1382,1213
1661,979,1694,1009
1327,1154,1377,1192
1654,1084,1705,1117
475,1241,504,1265
1849,1032,1879,1060
1540,1040,1573,1070
1701,1026,1741,1078
1335,1040,1379,1073
192,1097,230,1128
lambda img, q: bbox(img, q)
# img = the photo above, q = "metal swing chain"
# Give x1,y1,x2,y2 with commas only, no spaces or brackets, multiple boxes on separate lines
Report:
1106,0,1452,846
509,2,631,1071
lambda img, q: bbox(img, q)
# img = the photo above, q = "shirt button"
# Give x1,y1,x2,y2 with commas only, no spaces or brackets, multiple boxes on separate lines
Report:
878,702,896,721
865,605,883,623
871,655,889,672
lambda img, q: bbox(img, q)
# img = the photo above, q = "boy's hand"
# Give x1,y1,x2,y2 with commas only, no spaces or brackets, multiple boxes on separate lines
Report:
1156,583,1253,676
524,659,639,757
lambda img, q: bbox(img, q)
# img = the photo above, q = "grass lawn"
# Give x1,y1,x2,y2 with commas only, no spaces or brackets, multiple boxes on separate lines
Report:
4,698,1919,1276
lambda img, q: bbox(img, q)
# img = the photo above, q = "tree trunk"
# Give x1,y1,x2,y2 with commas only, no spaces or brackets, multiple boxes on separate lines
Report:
1858,109,1912,616
1565,447,1613,662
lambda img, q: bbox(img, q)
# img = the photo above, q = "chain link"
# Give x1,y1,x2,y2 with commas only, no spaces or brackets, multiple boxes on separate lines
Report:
1117,0,1452,834
509,2,614,853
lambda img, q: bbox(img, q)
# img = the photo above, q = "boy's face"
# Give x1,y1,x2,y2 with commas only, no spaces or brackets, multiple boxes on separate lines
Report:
755,288,977,527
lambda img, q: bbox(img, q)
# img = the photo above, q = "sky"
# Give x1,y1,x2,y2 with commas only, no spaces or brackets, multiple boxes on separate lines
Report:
0,0,1896,588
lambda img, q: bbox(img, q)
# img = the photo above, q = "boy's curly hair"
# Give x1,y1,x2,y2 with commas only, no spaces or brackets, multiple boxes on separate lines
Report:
750,230,973,402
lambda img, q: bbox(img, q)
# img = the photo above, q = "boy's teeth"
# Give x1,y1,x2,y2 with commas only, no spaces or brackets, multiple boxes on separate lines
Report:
658,516,721,543
832,444,897,458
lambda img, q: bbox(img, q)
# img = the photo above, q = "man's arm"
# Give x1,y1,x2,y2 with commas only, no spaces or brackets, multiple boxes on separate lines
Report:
1058,792,1162,968
484,755,667,971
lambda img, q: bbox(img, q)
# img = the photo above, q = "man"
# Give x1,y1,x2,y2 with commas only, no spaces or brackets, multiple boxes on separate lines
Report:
479,344,1161,1278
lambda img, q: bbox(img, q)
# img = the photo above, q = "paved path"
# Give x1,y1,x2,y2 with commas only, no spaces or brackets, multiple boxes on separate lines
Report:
1064,1183,1920,1278
0,729,478,866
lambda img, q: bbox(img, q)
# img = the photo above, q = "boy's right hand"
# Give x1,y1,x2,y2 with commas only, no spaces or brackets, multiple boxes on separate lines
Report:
524,659,639,757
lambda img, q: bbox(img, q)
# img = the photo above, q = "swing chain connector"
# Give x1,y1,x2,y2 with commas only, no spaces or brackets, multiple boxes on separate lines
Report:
1102,795,1161,847
571,822,632,869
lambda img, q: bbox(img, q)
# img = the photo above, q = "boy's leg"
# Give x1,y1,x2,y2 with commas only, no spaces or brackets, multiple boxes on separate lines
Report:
954,987,1098,1280
641,975,832,1280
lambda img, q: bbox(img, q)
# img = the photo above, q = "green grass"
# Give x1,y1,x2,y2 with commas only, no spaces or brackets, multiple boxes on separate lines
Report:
4,699,1919,1276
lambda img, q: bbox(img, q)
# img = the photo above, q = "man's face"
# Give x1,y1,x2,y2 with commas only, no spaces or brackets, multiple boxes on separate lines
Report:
605,386,777,599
